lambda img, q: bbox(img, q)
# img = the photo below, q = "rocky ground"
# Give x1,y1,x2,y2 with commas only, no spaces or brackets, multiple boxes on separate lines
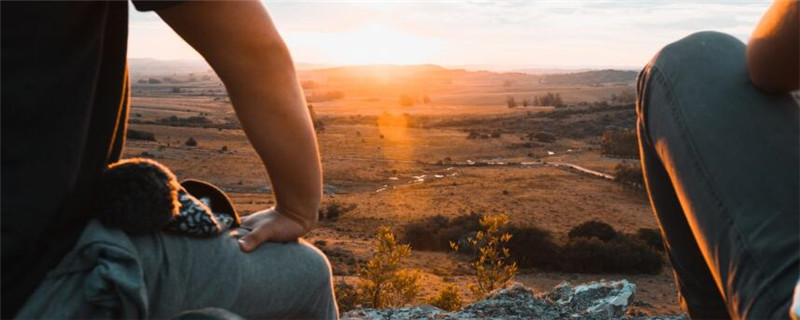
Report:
341,280,686,320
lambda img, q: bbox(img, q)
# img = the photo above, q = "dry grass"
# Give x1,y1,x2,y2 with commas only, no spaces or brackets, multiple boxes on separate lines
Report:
123,66,679,314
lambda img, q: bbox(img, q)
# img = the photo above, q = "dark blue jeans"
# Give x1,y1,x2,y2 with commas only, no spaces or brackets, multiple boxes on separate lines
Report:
637,31,799,319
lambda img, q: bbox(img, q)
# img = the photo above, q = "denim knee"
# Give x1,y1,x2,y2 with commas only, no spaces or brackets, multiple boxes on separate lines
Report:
636,31,747,143
651,31,744,74
297,239,335,293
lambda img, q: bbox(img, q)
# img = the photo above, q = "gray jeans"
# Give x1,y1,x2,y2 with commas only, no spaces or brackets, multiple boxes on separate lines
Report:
129,229,338,319
637,31,799,318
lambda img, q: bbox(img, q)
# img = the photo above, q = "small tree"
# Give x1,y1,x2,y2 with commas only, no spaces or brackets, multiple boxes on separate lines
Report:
506,96,517,108
429,284,462,311
451,213,518,298
358,226,421,308
185,137,197,146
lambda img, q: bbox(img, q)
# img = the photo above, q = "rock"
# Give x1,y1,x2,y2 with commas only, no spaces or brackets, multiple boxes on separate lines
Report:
323,184,338,195
341,280,686,320
543,280,636,319
343,305,446,320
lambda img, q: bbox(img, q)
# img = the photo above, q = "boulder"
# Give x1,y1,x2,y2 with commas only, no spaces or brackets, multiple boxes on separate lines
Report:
341,280,686,320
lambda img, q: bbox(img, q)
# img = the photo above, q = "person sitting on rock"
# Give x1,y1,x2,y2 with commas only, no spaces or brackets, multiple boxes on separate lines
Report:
1,1,336,318
635,0,798,318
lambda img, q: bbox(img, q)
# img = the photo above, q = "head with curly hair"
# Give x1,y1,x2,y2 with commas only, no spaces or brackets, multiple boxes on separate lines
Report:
97,158,182,234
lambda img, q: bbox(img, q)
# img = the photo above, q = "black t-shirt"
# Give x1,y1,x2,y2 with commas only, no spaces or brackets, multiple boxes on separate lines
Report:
1,1,183,317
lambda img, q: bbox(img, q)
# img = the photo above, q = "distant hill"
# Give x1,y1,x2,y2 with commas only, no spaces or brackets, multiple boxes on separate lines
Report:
129,58,211,76
130,58,334,76
297,64,636,89
129,58,637,87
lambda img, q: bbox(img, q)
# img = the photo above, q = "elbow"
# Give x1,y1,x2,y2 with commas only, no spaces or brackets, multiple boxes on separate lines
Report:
746,47,800,93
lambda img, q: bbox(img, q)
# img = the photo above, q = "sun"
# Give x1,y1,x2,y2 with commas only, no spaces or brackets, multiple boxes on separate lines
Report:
285,23,440,65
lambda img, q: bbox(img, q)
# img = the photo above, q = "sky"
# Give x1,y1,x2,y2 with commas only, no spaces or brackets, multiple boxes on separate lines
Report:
128,1,771,70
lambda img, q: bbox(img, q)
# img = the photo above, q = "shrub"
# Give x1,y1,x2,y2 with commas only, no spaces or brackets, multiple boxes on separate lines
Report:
429,284,462,311
321,202,357,220
532,92,564,108
185,137,198,147
402,212,483,252
358,226,421,308
614,162,644,187
506,96,517,108
505,226,562,270
171,87,182,93
335,280,359,312
636,228,665,252
147,78,161,84
126,129,156,141
568,220,618,242
562,235,663,274
532,132,556,143
600,129,639,159
308,105,325,133
452,213,518,298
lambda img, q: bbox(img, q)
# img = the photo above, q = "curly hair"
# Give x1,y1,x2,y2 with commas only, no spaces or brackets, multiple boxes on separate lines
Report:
97,158,181,234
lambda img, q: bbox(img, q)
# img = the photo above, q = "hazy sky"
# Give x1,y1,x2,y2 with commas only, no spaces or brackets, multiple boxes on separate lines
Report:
128,1,771,69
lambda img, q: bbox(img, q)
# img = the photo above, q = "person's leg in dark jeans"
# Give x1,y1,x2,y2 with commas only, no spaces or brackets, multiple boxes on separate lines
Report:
637,31,799,319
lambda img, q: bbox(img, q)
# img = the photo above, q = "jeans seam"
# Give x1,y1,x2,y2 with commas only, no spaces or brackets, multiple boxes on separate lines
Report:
646,64,782,312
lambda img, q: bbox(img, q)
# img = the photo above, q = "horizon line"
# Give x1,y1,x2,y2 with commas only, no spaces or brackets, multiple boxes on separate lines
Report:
128,57,642,72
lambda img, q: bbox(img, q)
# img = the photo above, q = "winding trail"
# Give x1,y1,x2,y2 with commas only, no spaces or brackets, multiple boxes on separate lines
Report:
366,159,617,193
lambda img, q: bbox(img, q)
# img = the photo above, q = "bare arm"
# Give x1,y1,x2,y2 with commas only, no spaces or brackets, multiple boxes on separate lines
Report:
747,0,799,93
156,1,322,250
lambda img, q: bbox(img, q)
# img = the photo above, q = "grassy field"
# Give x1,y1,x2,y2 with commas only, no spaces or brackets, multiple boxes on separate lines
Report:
124,65,680,315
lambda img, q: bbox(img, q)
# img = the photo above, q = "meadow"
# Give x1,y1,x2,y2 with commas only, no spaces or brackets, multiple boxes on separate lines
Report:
125,63,680,315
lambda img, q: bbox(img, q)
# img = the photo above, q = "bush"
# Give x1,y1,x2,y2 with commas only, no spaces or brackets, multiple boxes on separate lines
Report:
614,162,644,187
126,129,156,141
452,213,518,298
321,202,357,220
308,105,325,133
358,226,421,308
532,132,556,143
429,284,462,311
568,220,618,242
185,137,197,146
601,129,639,159
147,78,161,84
505,226,562,270
636,228,665,252
506,96,517,108
532,92,564,108
562,235,663,274
335,280,359,312
402,212,483,252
